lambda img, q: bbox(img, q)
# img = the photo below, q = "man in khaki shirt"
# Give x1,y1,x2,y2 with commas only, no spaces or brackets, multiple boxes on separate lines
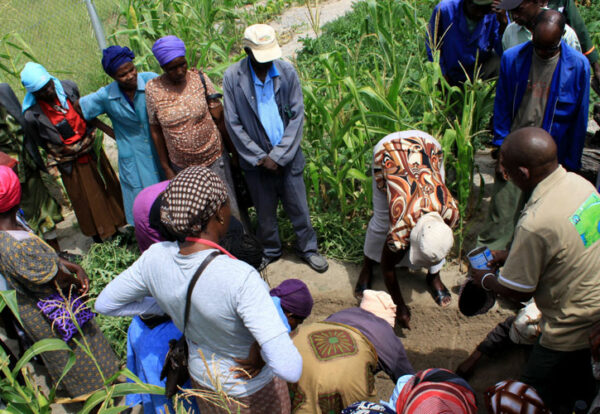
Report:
471,127,600,411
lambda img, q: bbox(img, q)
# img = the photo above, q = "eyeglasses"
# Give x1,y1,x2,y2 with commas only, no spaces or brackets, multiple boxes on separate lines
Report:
532,41,561,52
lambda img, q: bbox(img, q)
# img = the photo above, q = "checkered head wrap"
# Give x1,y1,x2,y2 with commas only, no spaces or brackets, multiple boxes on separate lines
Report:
160,166,228,237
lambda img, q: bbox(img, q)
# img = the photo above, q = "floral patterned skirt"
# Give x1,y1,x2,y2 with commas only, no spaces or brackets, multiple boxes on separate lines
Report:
18,292,119,397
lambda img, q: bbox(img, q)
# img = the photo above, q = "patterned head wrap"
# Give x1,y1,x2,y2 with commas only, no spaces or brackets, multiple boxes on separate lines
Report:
20,62,68,113
485,380,549,414
102,45,135,76
395,368,477,414
152,36,186,66
0,165,21,213
270,279,314,318
160,166,228,237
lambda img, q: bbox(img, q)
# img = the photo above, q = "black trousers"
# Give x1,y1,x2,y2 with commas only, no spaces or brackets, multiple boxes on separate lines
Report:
520,341,597,413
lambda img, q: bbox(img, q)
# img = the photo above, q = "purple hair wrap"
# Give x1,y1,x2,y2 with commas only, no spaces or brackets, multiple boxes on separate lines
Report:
101,45,135,76
152,36,186,66
270,279,313,318
37,293,95,342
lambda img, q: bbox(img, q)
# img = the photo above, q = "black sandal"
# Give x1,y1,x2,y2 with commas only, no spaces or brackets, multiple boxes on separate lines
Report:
429,286,452,307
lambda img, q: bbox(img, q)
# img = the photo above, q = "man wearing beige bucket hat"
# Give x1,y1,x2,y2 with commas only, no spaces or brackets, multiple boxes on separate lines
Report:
357,131,460,329
223,24,328,273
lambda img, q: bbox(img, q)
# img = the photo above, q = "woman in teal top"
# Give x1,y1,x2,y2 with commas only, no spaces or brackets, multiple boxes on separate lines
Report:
79,46,163,224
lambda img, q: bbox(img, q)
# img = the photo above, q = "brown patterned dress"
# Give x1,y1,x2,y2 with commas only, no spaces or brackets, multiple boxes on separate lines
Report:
0,230,119,397
146,69,222,169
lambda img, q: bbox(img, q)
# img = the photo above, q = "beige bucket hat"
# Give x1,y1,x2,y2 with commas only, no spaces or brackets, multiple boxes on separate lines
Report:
243,24,282,63
409,212,454,268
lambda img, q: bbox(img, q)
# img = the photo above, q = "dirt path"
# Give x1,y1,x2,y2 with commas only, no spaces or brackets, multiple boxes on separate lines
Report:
271,0,357,59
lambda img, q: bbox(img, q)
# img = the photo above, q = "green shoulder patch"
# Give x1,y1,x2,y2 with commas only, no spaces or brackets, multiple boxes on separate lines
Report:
569,193,600,248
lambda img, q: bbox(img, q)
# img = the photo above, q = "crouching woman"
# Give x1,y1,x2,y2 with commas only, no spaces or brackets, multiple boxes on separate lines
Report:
0,166,119,397
96,166,301,413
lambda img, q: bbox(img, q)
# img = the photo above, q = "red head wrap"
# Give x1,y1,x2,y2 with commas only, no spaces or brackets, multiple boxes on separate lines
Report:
0,165,21,213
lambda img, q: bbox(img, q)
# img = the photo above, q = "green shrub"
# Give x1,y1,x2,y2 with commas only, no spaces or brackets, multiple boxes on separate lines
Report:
83,236,140,360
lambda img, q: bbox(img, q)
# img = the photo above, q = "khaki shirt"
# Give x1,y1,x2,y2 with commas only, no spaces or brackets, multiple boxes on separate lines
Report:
499,167,600,351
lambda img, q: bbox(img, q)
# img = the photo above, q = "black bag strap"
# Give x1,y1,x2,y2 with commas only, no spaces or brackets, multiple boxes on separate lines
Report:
198,70,223,101
182,251,220,332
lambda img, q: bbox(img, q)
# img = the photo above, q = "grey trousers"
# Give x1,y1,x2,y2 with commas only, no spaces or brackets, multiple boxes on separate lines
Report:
476,175,525,250
244,166,317,258
172,153,247,229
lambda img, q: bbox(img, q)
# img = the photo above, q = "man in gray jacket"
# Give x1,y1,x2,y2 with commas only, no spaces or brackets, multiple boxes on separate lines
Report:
223,24,328,273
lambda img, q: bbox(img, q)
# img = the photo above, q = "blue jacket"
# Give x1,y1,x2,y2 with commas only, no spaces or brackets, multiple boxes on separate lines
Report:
493,41,590,171
427,0,503,84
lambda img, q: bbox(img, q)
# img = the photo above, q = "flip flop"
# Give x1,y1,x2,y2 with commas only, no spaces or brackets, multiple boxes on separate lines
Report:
429,286,452,308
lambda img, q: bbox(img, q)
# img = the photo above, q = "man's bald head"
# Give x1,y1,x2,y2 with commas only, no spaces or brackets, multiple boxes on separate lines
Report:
532,10,565,59
500,127,558,191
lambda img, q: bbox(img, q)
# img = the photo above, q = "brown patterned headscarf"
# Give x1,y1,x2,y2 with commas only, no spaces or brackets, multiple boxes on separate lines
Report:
373,134,459,252
160,166,228,237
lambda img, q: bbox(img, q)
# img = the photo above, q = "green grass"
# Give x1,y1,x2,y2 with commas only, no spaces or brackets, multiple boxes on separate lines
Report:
0,0,120,98
82,235,140,360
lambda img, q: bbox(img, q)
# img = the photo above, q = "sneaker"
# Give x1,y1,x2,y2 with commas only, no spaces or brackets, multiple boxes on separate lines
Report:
258,255,281,272
302,253,329,273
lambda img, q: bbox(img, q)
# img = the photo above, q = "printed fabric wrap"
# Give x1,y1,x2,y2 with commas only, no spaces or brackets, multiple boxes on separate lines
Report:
395,368,477,414
290,321,378,414
373,136,459,252
37,293,95,342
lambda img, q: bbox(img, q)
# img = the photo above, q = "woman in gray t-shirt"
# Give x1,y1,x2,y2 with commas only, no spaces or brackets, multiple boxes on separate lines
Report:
96,166,301,413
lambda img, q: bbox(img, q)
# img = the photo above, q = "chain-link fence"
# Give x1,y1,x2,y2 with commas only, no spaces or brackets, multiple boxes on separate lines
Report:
0,0,119,99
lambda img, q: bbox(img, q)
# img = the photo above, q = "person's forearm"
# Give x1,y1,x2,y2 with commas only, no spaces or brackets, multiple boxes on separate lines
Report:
260,332,302,383
481,272,532,303
149,124,174,176
89,118,115,139
95,293,162,316
381,245,406,306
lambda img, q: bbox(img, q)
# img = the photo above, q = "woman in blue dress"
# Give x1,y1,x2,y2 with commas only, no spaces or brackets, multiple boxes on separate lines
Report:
79,46,163,224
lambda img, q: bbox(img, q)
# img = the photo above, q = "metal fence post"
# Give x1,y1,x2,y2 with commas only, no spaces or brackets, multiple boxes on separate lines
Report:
84,0,107,51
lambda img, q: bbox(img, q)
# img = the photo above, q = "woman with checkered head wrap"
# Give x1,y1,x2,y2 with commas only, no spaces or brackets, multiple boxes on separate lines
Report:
159,166,230,241
97,165,302,414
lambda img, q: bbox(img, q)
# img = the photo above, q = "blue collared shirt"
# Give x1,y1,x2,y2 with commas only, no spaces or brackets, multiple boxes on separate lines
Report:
79,72,163,224
249,61,284,148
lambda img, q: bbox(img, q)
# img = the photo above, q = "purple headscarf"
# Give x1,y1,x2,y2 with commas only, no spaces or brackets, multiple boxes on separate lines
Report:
102,45,135,76
270,279,313,318
152,36,186,67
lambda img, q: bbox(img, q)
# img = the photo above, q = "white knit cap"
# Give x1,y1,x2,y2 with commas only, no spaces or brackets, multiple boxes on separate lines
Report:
243,24,282,63
409,212,454,268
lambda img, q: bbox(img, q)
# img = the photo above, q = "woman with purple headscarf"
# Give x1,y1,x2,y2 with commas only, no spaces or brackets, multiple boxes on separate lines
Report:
79,45,163,225
145,36,244,225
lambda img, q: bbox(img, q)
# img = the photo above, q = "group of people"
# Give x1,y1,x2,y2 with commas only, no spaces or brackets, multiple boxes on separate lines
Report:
0,0,599,411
